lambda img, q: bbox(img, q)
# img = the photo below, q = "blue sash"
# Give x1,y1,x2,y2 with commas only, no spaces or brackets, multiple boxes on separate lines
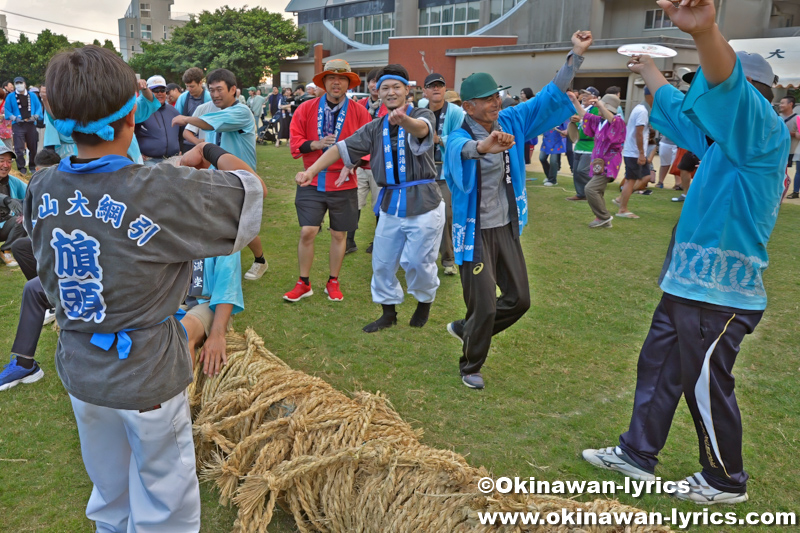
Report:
316,95,349,192
374,179,436,216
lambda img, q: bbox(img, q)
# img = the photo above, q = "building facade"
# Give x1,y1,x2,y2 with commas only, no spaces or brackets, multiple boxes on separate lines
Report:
283,0,800,111
118,0,188,61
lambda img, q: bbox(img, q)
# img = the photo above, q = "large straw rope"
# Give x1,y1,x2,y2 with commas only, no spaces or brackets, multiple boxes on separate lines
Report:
190,329,670,533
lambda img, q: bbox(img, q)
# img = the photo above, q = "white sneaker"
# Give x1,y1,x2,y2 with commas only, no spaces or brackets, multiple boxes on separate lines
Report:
42,309,56,327
582,446,656,481
2,252,17,267
674,472,748,505
443,265,457,276
543,181,554,187
244,260,268,281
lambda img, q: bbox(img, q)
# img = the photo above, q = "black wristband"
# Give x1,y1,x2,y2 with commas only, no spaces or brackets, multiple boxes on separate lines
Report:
202,143,229,169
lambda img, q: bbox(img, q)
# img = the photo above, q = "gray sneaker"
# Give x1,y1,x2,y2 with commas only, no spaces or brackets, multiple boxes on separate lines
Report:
461,373,484,389
447,321,464,344
588,217,613,229
674,472,748,505
582,446,656,481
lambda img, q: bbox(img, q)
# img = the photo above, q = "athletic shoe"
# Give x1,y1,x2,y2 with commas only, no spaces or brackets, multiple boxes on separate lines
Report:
674,472,748,505
283,279,313,302
42,309,56,327
447,320,465,345
787,192,799,199
543,181,555,187
0,356,44,392
655,183,664,189
588,217,613,229
345,240,358,254
324,278,344,301
461,373,484,389
366,242,374,254
244,260,269,281
565,195,585,201
635,189,653,196
443,265,458,276
581,446,656,481
2,252,18,267
672,195,686,203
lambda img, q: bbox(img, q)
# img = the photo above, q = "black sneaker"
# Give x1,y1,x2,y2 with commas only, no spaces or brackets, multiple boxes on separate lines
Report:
461,373,484,389
366,242,374,254
787,192,799,199
345,240,358,254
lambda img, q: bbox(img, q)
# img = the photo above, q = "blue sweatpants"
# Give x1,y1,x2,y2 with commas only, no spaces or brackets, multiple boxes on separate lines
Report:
618,294,762,493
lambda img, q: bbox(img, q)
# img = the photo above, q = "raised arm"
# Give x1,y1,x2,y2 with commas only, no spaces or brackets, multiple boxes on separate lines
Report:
659,0,734,87
594,99,616,122
568,92,586,119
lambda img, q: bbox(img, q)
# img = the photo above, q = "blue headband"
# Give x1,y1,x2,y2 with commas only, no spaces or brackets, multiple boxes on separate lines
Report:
377,75,409,90
53,95,137,142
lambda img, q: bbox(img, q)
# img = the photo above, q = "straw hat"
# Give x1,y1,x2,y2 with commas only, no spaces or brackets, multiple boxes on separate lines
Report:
444,90,462,106
312,59,361,90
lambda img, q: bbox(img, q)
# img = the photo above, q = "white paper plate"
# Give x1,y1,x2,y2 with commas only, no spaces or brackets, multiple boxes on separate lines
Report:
617,44,678,58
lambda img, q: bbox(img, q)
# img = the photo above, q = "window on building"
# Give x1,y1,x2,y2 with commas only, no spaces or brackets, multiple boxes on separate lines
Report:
141,24,152,40
354,13,393,45
163,25,167,40
419,1,480,36
332,18,349,35
489,0,519,22
130,23,134,38
645,9,674,30
140,3,151,18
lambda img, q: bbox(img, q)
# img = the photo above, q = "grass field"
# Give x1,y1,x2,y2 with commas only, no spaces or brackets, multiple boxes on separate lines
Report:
1,145,798,532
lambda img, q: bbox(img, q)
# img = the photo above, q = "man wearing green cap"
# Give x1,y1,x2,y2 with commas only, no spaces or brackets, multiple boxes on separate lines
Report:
443,30,593,390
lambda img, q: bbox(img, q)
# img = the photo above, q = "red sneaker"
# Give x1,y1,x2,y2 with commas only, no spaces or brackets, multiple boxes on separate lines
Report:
283,279,313,302
324,278,343,301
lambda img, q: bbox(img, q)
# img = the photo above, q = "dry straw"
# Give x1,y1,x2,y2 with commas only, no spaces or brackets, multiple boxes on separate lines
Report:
191,328,670,532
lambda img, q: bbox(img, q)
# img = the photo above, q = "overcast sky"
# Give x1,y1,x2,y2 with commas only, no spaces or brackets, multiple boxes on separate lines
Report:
0,0,293,47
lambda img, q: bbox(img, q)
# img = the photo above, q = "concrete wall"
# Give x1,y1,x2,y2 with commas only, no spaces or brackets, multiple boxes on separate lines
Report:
479,0,594,44
389,35,518,88
717,0,772,38
602,0,690,39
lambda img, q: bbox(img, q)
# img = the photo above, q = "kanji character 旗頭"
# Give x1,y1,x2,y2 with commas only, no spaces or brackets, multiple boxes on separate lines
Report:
50,228,103,281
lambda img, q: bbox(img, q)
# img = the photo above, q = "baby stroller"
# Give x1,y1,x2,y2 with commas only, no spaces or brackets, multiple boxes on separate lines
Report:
257,116,279,144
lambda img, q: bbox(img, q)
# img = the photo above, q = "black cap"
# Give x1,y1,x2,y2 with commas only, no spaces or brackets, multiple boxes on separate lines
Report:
580,86,599,97
424,72,446,87
166,83,181,92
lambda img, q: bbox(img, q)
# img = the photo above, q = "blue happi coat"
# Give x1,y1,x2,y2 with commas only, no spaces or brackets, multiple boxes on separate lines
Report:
444,82,574,264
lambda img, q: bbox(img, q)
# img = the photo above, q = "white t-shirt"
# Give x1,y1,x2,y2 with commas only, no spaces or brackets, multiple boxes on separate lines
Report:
623,104,649,158
186,101,220,142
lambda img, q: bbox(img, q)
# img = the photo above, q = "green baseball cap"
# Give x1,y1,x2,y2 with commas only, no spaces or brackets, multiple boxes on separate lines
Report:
247,87,257,92
460,72,511,101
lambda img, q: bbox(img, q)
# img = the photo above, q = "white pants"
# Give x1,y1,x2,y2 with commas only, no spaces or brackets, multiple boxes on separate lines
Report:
69,391,201,533
659,142,678,167
356,167,381,211
372,202,445,304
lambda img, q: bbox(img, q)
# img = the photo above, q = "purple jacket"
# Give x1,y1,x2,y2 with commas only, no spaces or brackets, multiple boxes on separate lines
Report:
582,113,626,179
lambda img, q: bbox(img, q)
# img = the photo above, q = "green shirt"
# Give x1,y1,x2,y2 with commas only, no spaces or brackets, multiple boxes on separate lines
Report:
574,106,600,153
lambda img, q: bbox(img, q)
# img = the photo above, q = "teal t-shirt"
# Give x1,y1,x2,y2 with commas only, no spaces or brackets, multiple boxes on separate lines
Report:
650,59,789,310
202,103,257,170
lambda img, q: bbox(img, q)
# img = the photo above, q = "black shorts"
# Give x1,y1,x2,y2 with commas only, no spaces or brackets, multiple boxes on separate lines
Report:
295,185,358,232
677,151,700,172
623,156,650,180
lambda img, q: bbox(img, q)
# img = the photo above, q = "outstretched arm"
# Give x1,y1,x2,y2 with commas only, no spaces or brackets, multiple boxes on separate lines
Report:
658,0,734,87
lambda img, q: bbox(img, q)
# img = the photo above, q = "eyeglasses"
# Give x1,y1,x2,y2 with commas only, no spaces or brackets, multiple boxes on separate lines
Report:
151,87,166,93
425,82,445,89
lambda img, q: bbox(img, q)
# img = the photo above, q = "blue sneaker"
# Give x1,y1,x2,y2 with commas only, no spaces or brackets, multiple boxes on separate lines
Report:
0,356,44,391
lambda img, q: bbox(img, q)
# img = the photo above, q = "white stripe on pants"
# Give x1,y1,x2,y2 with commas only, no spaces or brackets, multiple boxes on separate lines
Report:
69,391,201,533
372,202,445,304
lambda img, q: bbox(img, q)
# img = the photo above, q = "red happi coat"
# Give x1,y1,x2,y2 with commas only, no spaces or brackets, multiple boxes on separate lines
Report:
290,96,372,192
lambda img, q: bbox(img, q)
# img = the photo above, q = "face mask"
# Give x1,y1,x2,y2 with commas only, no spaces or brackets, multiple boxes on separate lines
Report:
15,84,25,92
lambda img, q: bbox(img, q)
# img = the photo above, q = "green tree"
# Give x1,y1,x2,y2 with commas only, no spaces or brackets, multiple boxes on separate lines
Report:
128,7,307,87
0,29,119,86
